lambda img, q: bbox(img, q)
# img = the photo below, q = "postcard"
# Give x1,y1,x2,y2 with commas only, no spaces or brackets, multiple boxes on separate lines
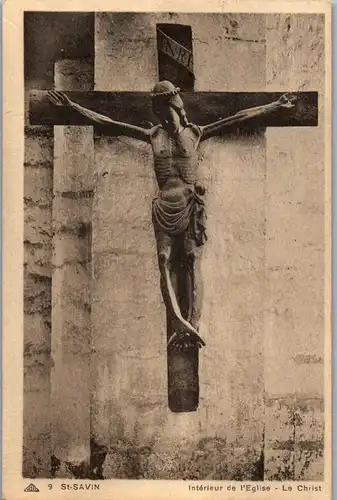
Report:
2,1,332,498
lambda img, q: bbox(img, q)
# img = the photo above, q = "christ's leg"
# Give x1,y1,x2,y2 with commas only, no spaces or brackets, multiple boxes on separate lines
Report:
184,236,204,331
155,231,205,349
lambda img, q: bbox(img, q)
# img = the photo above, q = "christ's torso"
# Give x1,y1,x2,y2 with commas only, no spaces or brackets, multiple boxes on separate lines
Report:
150,124,202,195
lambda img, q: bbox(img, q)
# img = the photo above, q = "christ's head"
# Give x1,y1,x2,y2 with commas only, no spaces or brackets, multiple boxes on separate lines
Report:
151,81,188,134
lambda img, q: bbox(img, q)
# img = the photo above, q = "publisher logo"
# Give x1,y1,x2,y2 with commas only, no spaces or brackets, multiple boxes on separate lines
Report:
24,484,40,492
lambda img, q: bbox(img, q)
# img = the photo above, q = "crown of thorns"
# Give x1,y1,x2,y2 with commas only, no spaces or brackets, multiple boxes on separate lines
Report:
150,87,181,99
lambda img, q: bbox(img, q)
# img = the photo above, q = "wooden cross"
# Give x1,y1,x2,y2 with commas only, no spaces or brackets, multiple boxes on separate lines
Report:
29,24,318,414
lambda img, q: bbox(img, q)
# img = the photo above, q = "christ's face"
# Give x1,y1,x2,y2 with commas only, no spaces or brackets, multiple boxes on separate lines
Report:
155,105,181,134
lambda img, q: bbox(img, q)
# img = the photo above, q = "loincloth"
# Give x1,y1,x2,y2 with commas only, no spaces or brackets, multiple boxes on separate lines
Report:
152,187,207,247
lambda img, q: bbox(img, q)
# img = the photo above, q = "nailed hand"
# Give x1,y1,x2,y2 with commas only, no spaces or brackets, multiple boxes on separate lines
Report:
47,90,72,107
279,93,297,109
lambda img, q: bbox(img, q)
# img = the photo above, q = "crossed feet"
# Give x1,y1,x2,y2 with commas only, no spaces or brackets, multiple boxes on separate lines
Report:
167,316,205,351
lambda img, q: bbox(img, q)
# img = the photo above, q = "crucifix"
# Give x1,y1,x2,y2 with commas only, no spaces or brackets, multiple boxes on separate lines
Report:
29,24,318,414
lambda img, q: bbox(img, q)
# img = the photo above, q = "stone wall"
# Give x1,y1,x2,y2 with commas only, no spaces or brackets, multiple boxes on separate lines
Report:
93,12,265,479
264,14,325,480
23,123,53,477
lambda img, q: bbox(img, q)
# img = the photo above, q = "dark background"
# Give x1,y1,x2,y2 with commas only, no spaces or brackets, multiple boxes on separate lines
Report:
24,12,94,88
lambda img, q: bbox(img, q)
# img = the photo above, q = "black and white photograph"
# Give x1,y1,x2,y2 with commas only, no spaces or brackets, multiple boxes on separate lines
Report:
2,2,332,498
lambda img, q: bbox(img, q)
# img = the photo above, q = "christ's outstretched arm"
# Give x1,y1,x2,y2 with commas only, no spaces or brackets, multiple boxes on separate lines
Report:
200,94,296,141
47,91,151,143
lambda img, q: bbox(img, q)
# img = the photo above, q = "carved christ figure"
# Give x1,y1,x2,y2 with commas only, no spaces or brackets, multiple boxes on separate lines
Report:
47,82,295,350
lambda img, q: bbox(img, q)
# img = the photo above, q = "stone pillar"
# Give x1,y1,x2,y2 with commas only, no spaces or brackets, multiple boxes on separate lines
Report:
51,59,94,476
264,14,325,480
23,119,53,477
